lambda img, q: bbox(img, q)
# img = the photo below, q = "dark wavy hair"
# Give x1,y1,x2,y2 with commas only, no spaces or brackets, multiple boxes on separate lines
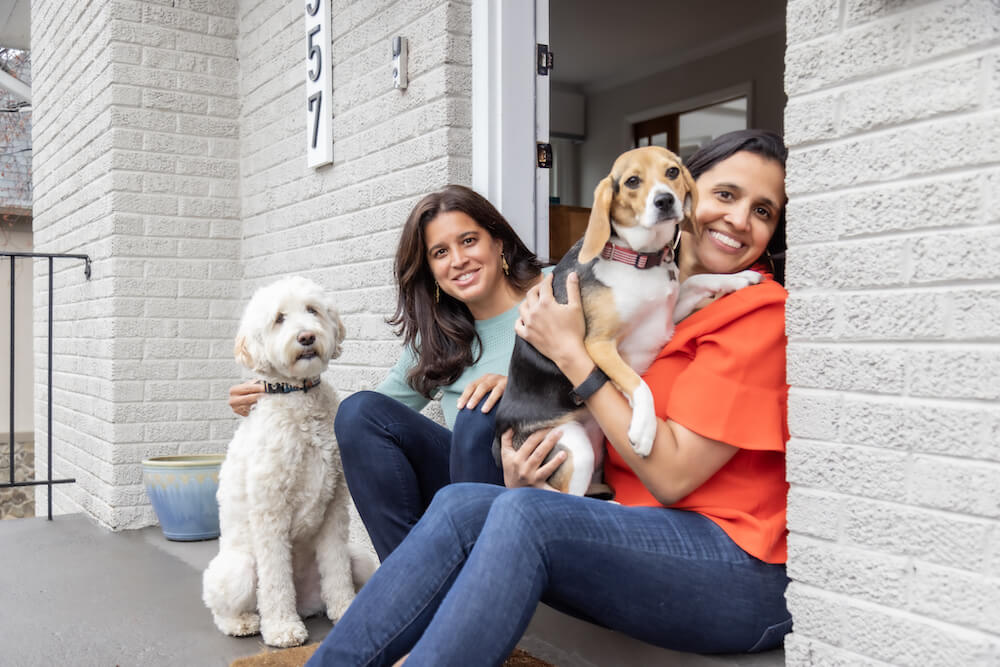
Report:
389,185,542,398
685,129,788,284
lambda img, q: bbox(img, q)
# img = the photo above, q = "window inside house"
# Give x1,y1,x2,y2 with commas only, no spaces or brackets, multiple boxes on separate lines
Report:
633,96,748,160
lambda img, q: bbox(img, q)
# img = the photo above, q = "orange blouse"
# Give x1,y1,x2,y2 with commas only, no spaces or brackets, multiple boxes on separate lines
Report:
603,277,790,564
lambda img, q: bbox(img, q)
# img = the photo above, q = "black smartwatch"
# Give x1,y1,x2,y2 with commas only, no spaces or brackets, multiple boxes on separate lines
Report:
570,366,609,405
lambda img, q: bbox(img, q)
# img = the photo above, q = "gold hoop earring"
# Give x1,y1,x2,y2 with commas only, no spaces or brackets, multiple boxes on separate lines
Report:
502,254,510,275
435,282,440,303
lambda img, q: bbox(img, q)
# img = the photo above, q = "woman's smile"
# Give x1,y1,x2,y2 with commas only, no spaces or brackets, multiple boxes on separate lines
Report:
424,210,521,319
707,229,745,251
679,150,785,280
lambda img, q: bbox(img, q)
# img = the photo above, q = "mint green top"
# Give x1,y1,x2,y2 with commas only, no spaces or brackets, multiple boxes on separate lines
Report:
376,303,521,429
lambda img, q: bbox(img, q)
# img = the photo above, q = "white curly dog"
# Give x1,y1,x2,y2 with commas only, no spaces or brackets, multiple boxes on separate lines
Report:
203,276,370,648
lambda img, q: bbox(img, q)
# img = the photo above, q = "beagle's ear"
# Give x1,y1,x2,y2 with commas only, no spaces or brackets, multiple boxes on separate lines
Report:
679,163,698,234
579,175,615,263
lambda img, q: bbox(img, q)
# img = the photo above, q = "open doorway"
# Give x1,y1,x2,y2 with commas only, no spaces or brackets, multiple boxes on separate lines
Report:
546,0,786,260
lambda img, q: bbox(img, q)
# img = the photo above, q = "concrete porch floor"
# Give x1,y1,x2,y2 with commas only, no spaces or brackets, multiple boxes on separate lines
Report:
1,514,783,666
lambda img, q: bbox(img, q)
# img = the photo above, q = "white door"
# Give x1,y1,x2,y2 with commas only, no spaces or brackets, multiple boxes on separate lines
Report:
472,0,550,260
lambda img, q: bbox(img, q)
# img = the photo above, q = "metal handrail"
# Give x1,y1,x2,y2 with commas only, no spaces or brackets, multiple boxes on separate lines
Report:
2,251,91,519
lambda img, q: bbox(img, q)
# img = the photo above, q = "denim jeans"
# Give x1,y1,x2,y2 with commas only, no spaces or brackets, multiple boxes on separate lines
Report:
306,483,792,667
335,391,503,561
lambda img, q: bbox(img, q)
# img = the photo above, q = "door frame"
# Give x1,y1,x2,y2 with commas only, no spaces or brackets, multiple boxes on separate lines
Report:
471,0,550,260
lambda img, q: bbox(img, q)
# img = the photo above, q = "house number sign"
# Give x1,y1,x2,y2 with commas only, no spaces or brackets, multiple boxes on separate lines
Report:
305,0,333,167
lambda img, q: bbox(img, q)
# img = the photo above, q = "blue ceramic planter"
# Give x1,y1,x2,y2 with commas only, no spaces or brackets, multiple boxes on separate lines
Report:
142,455,224,541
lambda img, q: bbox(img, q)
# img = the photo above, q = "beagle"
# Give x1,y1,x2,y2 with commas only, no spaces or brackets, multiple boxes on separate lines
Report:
494,146,761,496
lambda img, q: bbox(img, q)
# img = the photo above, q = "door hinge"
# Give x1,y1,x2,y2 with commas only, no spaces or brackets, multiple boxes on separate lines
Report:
537,142,553,168
537,44,554,75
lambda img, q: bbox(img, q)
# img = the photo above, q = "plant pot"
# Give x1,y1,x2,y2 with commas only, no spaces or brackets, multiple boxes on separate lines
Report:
142,454,224,541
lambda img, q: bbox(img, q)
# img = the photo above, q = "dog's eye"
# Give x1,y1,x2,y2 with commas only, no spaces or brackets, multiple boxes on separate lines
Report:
666,167,680,179
275,313,285,324
306,306,318,315
625,175,641,189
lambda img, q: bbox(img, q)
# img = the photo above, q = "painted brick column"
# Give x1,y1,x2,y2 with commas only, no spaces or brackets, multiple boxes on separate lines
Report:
784,0,1000,663
238,0,473,402
31,0,241,528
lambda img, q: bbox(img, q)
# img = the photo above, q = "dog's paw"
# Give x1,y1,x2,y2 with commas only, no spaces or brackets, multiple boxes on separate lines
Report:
326,597,354,624
214,612,260,637
261,617,308,648
731,269,763,288
627,382,656,457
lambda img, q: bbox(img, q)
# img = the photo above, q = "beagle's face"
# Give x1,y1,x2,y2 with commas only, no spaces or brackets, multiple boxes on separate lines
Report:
580,146,698,261
608,146,694,231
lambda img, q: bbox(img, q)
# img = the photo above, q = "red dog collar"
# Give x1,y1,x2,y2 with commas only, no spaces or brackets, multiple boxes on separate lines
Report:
600,242,672,269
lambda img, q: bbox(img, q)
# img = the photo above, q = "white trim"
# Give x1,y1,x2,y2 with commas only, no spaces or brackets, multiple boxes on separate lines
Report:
472,0,547,257
534,0,550,260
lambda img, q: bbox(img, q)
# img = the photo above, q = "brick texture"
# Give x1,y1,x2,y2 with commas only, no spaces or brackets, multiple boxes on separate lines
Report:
30,0,472,532
785,0,1000,662
238,0,472,403
32,0,241,528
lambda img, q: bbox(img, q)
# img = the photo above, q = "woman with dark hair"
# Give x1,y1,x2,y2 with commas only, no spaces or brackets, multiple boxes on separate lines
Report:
306,130,793,665
229,185,545,561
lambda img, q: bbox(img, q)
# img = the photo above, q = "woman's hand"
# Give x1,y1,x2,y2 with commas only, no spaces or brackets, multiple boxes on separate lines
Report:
456,373,507,412
229,381,264,417
499,428,567,490
514,272,588,370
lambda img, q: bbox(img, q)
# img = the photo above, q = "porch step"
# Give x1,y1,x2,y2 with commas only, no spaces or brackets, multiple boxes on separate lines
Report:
520,604,784,667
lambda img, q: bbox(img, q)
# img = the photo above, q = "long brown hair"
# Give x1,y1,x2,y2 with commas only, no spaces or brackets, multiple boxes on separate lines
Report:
389,185,542,398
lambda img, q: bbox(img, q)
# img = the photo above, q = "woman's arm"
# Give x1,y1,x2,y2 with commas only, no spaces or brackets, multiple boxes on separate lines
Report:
515,273,738,505
375,344,432,413
229,381,264,416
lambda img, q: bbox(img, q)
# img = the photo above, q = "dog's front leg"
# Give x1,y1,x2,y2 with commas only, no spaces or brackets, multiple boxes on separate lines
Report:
251,510,308,648
585,339,657,457
314,480,356,623
674,270,762,323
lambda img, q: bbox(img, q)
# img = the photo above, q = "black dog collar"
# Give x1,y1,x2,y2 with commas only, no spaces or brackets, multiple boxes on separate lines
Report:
262,377,322,394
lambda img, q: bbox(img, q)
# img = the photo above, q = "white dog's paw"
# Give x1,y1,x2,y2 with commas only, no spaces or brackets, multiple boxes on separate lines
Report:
326,597,354,624
261,617,308,648
627,382,656,457
213,612,260,637
730,269,763,289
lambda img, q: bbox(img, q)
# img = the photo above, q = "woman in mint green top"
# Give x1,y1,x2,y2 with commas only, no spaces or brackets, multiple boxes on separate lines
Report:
230,186,543,560
374,302,522,429
333,185,544,560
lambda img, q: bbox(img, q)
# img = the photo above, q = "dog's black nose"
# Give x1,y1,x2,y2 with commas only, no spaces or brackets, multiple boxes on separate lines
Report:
298,332,316,346
654,192,675,211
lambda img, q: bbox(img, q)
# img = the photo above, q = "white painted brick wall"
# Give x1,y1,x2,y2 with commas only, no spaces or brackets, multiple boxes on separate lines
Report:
30,0,472,530
238,0,472,404
32,0,241,529
785,0,1000,663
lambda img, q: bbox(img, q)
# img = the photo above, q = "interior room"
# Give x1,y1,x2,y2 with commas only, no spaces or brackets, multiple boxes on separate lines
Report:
547,0,786,260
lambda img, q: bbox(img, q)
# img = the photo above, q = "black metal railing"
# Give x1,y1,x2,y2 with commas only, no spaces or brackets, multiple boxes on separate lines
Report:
2,251,91,519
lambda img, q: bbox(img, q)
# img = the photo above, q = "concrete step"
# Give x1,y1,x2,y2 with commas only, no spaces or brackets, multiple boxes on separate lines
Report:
522,604,785,667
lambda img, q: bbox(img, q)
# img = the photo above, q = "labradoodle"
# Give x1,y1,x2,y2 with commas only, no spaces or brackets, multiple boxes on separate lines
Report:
202,276,372,648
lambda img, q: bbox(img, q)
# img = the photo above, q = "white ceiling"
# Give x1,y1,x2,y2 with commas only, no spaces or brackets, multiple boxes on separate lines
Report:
550,0,786,93
0,0,30,51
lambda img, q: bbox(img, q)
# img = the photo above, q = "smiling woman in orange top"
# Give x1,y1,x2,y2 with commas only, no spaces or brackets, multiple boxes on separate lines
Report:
306,130,794,666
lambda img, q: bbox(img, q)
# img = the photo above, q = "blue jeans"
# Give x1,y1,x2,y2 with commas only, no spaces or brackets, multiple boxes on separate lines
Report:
306,483,792,666
335,391,503,561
